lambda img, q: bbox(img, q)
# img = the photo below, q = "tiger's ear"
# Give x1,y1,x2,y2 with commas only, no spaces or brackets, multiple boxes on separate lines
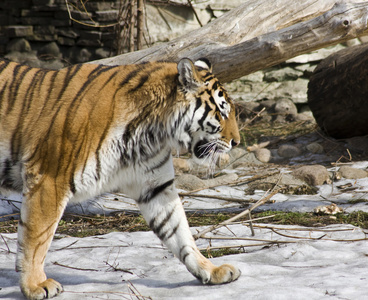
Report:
177,58,201,93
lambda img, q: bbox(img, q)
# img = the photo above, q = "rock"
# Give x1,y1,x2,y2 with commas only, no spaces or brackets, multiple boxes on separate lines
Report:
5,25,33,38
247,173,311,195
274,98,298,121
239,71,264,83
295,112,315,122
275,78,309,103
175,173,238,191
66,47,93,64
228,148,263,168
231,152,264,168
346,136,368,153
4,51,41,68
292,165,330,186
95,47,113,59
205,173,238,187
95,10,119,22
286,44,346,63
270,149,283,162
217,153,230,168
259,99,276,110
37,42,61,59
6,38,32,53
254,148,272,163
277,144,302,158
338,166,368,179
306,142,324,154
39,59,65,70
175,174,205,191
173,158,191,173
228,147,248,161
264,67,303,82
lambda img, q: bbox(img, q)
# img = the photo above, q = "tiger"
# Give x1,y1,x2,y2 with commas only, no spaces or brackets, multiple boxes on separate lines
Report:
0,57,241,299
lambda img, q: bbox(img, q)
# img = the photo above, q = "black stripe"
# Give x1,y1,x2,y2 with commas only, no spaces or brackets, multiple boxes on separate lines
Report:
194,97,202,112
1,159,14,189
99,69,119,91
138,179,174,204
208,95,216,106
24,69,44,112
173,105,190,130
53,64,83,109
129,74,149,93
198,101,212,131
128,65,163,93
7,64,31,114
58,65,113,183
120,68,142,87
149,208,175,238
149,151,171,172
11,69,45,161
180,246,191,263
94,99,115,180
0,60,10,74
67,66,119,189
203,73,214,81
165,223,180,240
69,178,76,194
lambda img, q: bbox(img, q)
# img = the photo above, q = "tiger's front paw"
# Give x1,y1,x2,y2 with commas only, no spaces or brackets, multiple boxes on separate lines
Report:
208,264,241,284
21,278,63,300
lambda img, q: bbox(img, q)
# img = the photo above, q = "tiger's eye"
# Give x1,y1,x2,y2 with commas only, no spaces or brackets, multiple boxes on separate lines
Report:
218,91,223,97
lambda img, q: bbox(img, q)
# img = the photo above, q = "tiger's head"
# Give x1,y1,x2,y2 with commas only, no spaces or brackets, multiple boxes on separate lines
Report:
177,58,240,163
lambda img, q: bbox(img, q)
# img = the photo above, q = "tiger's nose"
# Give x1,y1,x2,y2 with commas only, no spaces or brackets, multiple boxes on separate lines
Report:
231,139,240,147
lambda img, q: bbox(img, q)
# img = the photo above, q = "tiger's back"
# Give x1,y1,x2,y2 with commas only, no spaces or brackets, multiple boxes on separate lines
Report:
0,58,241,300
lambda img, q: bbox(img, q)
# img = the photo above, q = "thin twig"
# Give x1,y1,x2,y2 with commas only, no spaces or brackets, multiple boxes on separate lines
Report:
248,211,255,236
179,193,253,203
229,170,280,186
187,0,203,27
193,188,281,240
0,233,11,253
253,224,360,232
53,261,99,272
198,242,290,252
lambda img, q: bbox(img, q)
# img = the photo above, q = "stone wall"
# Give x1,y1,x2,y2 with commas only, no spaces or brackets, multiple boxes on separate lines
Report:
0,0,127,68
0,0,235,69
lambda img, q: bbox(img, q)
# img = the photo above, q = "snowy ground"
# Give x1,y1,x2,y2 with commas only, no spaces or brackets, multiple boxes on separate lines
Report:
1,161,368,299
1,223,367,300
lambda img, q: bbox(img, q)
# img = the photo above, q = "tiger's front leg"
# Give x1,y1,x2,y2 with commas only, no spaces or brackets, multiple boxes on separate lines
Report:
16,177,66,300
137,178,241,284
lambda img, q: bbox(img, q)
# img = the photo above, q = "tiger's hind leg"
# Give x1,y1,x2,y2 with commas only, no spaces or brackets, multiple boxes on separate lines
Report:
137,177,241,284
16,176,67,299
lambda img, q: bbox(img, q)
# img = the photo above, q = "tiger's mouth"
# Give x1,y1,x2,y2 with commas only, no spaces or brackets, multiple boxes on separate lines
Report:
193,139,225,159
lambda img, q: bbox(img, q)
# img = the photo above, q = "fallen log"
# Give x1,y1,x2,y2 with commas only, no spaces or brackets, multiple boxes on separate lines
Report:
93,0,368,83
308,43,368,139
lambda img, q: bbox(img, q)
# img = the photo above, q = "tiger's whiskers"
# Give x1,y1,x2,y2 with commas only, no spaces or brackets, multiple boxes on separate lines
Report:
197,140,222,176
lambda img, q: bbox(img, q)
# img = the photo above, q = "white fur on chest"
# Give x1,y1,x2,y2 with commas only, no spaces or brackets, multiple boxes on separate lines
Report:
71,137,174,203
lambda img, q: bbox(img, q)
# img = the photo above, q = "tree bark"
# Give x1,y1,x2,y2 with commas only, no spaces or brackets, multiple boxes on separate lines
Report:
137,0,144,50
308,43,368,139
93,0,368,83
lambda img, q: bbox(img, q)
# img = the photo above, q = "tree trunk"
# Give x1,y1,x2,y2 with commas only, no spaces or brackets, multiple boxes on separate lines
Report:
308,43,368,139
93,0,368,83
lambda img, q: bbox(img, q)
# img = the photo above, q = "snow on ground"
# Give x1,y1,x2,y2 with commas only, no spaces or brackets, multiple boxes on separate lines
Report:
1,170,368,299
1,224,367,299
